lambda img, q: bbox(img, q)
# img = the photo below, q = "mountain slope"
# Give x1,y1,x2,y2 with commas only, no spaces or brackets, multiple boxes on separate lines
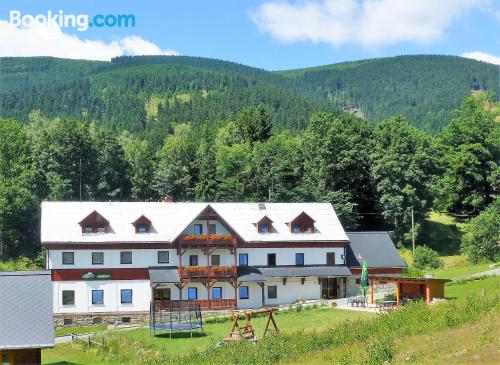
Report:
0,55,497,139
279,55,498,130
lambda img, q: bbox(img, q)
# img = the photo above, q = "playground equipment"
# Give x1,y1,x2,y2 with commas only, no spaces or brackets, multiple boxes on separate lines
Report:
149,300,204,338
225,307,280,342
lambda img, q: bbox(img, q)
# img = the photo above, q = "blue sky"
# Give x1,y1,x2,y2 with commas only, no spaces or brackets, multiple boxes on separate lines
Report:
0,0,498,70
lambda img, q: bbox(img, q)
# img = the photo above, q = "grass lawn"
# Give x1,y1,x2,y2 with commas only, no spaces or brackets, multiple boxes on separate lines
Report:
286,303,500,365
55,324,108,337
42,307,373,364
445,276,500,301
428,256,497,279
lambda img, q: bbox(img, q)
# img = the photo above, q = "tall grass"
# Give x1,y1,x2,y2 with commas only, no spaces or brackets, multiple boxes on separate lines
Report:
83,295,498,365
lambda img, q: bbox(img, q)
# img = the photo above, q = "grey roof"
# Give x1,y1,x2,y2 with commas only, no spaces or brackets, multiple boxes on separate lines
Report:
238,265,351,281
0,270,54,349
149,266,180,284
259,265,352,277
346,232,406,268
237,266,266,282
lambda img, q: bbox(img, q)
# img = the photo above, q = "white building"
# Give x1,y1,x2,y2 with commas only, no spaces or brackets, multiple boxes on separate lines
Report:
41,201,404,326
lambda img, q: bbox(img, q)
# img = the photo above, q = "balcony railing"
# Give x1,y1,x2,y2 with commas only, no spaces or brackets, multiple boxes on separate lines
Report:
154,299,236,310
179,265,237,278
179,234,237,246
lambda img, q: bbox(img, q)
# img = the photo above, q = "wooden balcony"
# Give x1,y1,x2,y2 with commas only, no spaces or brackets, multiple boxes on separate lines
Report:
154,299,236,310
179,234,237,247
179,265,237,279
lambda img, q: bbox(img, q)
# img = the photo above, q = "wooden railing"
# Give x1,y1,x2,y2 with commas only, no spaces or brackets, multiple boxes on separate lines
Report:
154,299,236,310
179,265,237,278
179,234,237,246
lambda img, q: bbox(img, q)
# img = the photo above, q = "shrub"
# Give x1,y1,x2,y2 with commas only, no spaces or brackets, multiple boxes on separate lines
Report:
413,245,443,270
366,338,395,364
461,200,500,263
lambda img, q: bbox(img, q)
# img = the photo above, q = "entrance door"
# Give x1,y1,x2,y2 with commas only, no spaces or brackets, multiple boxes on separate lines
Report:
320,278,338,299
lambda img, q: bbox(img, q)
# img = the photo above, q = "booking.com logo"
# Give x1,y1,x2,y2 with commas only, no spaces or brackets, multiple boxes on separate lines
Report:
9,10,135,31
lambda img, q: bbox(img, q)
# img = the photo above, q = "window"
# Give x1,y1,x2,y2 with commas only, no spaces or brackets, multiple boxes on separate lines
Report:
121,289,133,304
268,285,277,299
208,223,217,234
158,251,170,264
96,227,105,234
92,290,104,305
260,223,269,233
355,278,361,285
120,251,132,264
211,254,220,266
189,255,198,266
122,317,131,324
267,253,276,266
239,253,248,266
293,224,301,233
212,287,222,299
326,252,336,266
62,252,74,265
194,223,203,235
154,288,171,300
63,318,73,326
295,253,305,266
92,252,104,265
239,286,249,299
62,290,75,305
137,224,148,233
84,227,93,234
188,287,198,300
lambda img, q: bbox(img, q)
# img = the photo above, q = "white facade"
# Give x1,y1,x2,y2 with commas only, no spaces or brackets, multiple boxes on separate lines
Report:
43,201,378,319
53,280,151,313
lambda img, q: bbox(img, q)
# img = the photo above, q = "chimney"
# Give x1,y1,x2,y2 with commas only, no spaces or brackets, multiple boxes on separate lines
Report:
163,195,174,203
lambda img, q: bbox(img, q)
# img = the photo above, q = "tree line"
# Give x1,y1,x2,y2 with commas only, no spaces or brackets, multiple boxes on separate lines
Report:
0,94,498,261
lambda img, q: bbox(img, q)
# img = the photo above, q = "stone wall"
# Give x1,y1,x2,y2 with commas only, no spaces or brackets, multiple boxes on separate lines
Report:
54,311,149,327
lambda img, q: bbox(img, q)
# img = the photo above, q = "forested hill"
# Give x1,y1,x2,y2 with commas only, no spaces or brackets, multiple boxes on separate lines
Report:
0,55,335,146
279,55,498,131
0,55,497,142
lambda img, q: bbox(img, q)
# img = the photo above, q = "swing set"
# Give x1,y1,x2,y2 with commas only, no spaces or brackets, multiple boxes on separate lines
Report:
225,307,280,342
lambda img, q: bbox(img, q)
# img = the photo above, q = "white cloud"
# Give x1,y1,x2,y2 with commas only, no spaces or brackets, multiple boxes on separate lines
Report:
250,0,489,48
0,21,179,60
461,51,500,65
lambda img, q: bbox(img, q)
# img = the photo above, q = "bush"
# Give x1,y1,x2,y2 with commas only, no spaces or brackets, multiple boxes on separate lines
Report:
366,338,395,364
461,200,500,263
413,245,443,270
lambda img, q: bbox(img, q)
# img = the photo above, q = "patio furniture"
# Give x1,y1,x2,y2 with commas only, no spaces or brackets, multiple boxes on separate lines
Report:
377,300,397,312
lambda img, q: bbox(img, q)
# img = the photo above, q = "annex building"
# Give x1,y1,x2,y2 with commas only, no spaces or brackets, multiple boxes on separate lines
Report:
41,201,405,326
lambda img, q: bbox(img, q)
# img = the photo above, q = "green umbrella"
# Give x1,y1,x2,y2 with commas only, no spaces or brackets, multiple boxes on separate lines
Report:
360,261,369,297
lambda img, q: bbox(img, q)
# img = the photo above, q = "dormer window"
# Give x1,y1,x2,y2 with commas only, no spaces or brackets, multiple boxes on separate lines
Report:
256,215,273,234
289,212,315,233
132,215,151,234
79,211,109,234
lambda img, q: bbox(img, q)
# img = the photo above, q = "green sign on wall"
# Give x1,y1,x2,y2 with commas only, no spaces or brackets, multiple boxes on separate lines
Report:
81,272,112,280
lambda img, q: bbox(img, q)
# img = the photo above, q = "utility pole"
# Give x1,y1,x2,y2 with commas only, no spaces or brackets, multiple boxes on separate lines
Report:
411,204,415,255
79,158,82,202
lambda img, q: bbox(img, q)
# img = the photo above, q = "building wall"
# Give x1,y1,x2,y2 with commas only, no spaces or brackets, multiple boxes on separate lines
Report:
264,277,320,306
53,280,151,313
48,249,179,269
237,247,345,266
180,281,236,300
0,349,41,365
182,220,230,235
237,282,263,308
